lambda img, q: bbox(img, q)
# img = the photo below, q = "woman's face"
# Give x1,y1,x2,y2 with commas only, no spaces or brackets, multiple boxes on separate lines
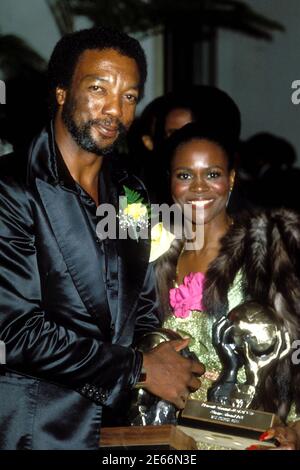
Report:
170,138,235,225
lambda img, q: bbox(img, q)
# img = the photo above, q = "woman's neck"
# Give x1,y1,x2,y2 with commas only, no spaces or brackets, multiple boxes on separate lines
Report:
176,213,232,282
185,212,232,253
202,213,232,251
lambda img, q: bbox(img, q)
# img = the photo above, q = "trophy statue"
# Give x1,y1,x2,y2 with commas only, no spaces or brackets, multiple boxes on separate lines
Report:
126,303,291,448
110,329,198,450
178,301,291,448
128,328,197,427
208,301,291,407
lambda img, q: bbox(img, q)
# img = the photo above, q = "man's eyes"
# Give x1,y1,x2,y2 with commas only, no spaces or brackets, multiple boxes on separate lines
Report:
89,85,105,92
87,87,137,103
124,94,138,103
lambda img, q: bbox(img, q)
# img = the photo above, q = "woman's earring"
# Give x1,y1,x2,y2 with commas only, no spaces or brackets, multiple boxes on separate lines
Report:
226,186,234,207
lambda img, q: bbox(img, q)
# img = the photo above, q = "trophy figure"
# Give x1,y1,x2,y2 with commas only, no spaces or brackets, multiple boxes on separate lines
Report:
127,304,291,448
100,329,198,450
128,329,197,426
177,301,292,448
208,301,291,408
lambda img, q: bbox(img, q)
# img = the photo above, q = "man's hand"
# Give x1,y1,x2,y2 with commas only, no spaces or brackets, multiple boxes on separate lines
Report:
142,338,205,409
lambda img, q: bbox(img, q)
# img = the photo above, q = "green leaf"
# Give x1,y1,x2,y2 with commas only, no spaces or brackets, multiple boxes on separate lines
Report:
123,185,144,204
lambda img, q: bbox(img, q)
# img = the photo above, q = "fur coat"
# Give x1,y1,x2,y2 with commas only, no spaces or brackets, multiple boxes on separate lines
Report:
203,208,300,420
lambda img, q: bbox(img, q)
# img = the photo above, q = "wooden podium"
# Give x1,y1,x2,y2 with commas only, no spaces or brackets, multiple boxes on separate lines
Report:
99,425,197,450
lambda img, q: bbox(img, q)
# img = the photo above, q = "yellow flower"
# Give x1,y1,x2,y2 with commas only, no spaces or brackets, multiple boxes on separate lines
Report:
124,202,148,220
149,222,175,263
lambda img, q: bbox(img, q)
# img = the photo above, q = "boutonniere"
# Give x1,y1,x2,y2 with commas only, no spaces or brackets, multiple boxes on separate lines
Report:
149,222,176,262
119,185,149,241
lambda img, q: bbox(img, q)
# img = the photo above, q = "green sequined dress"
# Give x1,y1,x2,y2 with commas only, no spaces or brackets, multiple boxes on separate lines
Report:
164,271,244,449
165,271,244,400
164,270,299,449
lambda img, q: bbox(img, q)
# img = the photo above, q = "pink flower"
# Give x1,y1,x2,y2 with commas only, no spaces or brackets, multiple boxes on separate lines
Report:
169,272,205,318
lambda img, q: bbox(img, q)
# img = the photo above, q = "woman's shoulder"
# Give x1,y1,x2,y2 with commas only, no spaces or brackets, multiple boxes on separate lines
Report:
232,207,300,227
224,208,300,249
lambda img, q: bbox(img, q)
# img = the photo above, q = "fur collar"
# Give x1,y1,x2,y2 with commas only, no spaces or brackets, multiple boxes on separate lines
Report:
204,208,300,338
203,208,300,418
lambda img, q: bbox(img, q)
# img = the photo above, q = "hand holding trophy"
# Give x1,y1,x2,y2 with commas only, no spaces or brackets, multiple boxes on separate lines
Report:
128,302,293,449
128,328,203,426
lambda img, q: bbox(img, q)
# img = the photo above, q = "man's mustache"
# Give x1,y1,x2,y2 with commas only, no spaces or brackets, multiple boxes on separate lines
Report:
86,119,127,135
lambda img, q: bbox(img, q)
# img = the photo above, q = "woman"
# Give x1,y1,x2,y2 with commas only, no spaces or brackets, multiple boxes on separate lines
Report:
153,122,300,449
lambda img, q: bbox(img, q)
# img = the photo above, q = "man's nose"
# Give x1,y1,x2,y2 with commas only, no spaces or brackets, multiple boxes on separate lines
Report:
102,94,122,118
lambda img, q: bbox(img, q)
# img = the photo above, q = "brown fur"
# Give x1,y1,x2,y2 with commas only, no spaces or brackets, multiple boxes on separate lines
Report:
155,208,300,420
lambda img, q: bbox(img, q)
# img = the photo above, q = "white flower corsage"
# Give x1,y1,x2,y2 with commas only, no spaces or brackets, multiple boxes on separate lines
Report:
119,186,149,240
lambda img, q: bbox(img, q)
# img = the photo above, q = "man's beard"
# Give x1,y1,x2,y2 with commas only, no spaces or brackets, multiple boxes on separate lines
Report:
62,99,127,157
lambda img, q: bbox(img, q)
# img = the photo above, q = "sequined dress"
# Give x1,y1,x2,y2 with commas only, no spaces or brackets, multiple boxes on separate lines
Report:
165,271,244,401
164,271,244,449
164,270,298,449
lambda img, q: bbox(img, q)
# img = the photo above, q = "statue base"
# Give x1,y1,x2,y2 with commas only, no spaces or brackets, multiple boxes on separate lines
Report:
178,399,279,449
99,424,197,450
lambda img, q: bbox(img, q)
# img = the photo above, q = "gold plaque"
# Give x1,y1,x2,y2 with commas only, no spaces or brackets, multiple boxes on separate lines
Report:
178,399,279,450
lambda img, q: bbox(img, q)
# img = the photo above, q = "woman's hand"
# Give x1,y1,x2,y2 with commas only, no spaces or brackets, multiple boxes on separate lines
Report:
247,422,300,450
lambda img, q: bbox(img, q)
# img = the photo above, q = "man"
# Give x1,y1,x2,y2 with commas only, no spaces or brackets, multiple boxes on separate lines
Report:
0,26,203,450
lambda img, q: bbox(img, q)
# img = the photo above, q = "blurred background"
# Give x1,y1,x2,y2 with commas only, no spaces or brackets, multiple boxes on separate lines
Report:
0,0,300,210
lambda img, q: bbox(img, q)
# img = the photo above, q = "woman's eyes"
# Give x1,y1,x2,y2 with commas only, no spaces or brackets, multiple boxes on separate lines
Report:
176,172,192,180
175,171,222,180
207,171,222,179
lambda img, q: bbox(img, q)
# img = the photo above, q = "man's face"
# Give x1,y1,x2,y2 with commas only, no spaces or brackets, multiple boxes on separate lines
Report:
58,48,140,156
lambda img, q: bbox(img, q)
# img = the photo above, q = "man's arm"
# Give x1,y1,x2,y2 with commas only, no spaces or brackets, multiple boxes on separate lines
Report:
0,177,141,407
133,262,162,341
